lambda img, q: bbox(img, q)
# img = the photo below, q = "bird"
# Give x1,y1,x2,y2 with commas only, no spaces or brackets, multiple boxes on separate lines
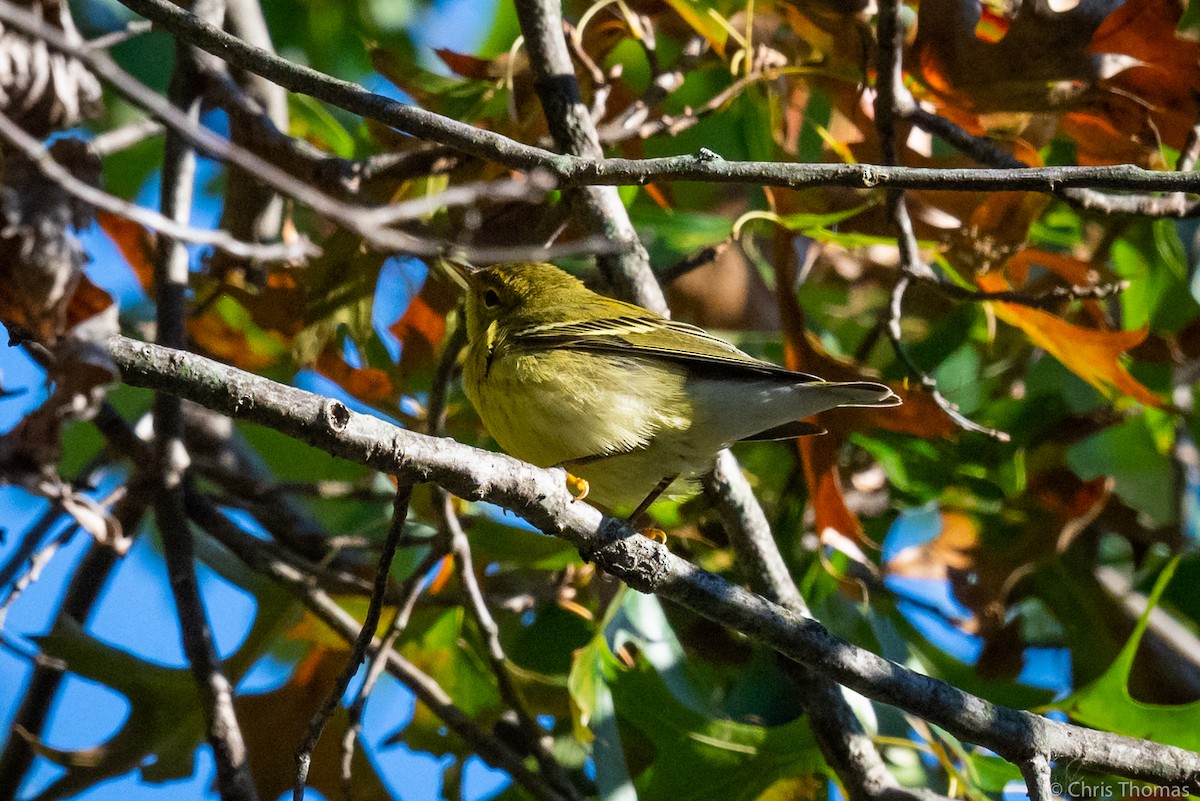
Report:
455,260,900,518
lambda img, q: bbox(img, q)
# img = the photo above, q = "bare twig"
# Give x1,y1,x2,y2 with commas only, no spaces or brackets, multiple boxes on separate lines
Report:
187,494,567,801
85,19,153,50
874,0,1008,442
0,110,312,262
294,483,413,801
0,483,125,628
152,3,259,796
340,544,445,801
596,33,708,144
88,117,164,155
359,171,557,227
513,0,667,314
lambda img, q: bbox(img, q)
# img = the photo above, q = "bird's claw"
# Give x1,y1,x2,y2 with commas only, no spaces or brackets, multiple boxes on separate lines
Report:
642,527,667,544
566,473,590,501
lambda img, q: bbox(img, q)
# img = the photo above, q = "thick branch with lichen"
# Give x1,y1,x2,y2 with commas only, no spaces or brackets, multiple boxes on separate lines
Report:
105,334,1200,791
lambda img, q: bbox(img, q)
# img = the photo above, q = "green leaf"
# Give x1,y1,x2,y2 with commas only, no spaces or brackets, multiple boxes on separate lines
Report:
611,659,824,801
288,94,357,158
568,598,636,801
1112,220,1199,333
570,590,825,801
1054,557,1200,750
1067,415,1176,526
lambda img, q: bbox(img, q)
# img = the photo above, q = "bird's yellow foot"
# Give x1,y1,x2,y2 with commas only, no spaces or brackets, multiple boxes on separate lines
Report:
565,473,590,501
642,527,668,544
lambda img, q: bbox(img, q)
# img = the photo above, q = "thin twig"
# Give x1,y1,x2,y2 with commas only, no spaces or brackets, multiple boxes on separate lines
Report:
85,19,153,50
187,494,567,801
88,117,164,156
107,0,1200,198
1019,754,1053,801
0,483,125,629
152,6,259,796
596,34,707,144
874,0,1008,442
358,172,557,227
340,545,446,801
294,483,413,801
888,271,1009,439
0,110,313,262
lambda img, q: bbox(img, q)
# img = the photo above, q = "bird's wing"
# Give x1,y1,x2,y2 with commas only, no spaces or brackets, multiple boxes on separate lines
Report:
510,315,822,382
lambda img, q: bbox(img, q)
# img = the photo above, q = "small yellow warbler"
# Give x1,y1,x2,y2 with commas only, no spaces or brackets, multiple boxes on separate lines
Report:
457,261,900,516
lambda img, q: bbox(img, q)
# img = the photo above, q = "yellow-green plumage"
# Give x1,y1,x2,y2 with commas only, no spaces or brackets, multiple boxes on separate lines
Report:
459,261,900,514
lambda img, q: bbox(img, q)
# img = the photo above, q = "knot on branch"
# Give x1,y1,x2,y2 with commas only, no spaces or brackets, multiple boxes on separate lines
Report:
322,399,350,432
583,522,670,593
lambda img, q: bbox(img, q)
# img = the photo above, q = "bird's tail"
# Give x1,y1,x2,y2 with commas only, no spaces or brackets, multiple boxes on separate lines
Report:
817,380,902,409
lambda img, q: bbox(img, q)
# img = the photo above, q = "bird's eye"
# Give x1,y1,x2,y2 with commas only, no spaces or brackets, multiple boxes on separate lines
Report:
482,289,501,308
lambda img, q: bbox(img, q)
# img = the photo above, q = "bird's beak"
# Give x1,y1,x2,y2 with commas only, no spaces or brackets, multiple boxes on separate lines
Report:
437,256,475,291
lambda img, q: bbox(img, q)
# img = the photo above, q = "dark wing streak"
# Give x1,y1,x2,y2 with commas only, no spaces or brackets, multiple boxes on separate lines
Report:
513,317,824,383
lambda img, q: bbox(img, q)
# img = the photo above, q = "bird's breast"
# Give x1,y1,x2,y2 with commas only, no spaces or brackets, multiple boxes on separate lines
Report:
464,346,693,473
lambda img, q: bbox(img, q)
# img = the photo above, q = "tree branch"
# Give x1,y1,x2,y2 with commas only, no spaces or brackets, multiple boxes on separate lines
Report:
508,7,902,797
105,334,1200,791
0,108,313,263
513,0,666,313
106,0,1200,198
187,494,569,801
293,483,413,801
152,2,258,796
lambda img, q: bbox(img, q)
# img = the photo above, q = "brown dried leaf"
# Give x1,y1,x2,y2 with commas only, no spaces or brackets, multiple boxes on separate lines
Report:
0,0,101,136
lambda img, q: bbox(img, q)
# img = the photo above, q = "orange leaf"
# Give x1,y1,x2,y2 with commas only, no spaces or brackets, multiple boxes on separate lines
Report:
426,555,454,594
799,435,865,542
187,312,278,371
96,210,155,291
977,271,1163,407
642,182,673,212
1090,0,1200,151
64,274,115,330
387,275,458,376
315,346,395,404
